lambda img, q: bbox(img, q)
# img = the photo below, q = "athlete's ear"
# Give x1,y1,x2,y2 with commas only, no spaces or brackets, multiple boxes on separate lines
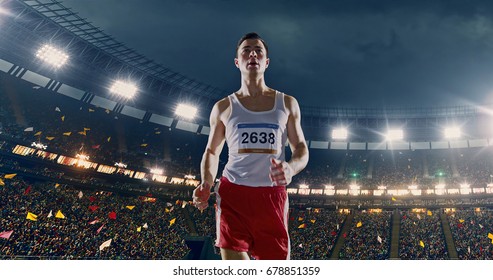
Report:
234,58,239,68
265,58,269,68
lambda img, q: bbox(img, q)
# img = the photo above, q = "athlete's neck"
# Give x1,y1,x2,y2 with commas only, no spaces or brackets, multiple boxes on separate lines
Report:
238,77,269,98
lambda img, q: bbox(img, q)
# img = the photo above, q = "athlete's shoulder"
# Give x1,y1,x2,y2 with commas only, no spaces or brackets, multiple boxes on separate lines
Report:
280,92,300,111
213,95,232,113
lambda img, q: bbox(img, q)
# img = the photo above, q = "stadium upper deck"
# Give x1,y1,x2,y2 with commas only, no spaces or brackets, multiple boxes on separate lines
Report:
2,0,493,147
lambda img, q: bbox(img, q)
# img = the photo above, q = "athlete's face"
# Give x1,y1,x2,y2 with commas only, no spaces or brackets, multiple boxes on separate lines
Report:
235,39,269,74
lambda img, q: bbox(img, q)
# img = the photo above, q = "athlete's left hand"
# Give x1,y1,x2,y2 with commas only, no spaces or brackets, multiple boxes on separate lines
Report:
269,158,294,186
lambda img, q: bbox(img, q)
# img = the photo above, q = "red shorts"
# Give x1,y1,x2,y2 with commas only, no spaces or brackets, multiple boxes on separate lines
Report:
214,176,290,260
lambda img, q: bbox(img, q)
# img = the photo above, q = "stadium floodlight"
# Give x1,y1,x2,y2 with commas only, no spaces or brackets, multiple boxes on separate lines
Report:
0,6,9,16
349,184,360,190
175,103,197,119
184,174,196,179
435,184,445,189
75,153,89,160
114,162,127,168
385,129,403,141
324,184,335,190
460,183,471,195
31,142,47,150
377,185,387,190
408,185,418,190
332,128,348,140
444,126,461,139
35,45,69,68
150,168,163,175
109,80,138,99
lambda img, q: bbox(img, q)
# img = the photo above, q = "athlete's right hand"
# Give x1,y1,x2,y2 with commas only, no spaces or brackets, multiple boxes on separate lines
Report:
192,182,211,211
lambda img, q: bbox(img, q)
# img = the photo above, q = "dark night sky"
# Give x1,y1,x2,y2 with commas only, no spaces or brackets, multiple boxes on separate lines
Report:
60,0,493,109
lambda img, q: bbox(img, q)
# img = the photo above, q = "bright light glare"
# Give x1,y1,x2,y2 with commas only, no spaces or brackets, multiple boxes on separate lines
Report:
408,185,418,190
31,142,47,150
75,154,89,160
386,129,403,141
299,184,309,189
35,45,69,67
150,168,163,175
175,104,197,119
444,126,461,139
109,80,138,99
324,184,335,190
332,128,348,140
114,162,127,168
0,6,9,15
349,184,360,190
435,184,445,189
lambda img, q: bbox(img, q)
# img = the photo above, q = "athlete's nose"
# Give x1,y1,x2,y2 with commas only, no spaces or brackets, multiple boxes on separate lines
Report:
249,50,257,57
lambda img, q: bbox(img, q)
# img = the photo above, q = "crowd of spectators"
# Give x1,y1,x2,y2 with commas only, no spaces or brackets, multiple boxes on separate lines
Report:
339,210,391,260
398,210,448,259
289,208,347,259
0,176,191,259
448,209,493,259
371,151,423,188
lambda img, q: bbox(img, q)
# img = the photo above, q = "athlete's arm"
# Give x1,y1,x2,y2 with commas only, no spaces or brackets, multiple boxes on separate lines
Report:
192,99,227,210
270,95,309,186
285,95,309,175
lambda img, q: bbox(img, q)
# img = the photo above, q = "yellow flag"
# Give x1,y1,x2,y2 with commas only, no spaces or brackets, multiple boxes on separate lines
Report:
78,131,86,136
34,131,42,136
155,131,161,135
427,210,432,216
488,233,493,240
310,219,316,224
0,178,5,186
392,197,396,201
26,212,38,221
356,221,363,228
55,183,60,188
61,116,65,122
298,223,306,229
165,208,170,213
107,137,111,142
84,127,91,131
169,218,176,226
419,240,425,248
55,210,65,219
298,217,304,221
63,132,72,136
137,226,141,232
4,174,17,179
182,201,187,208
45,136,55,141
459,219,465,223
140,143,148,147
126,206,135,210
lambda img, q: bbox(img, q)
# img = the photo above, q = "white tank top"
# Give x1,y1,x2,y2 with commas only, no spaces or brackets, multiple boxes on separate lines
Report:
222,91,289,187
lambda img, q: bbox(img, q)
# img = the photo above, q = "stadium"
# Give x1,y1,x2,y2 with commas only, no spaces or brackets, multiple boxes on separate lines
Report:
1,0,493,261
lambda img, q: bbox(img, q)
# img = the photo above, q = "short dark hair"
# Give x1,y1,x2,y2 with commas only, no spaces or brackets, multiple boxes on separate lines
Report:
236,32,269,57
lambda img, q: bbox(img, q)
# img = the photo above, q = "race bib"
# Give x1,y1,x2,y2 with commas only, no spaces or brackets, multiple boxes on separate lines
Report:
237,123,279,154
